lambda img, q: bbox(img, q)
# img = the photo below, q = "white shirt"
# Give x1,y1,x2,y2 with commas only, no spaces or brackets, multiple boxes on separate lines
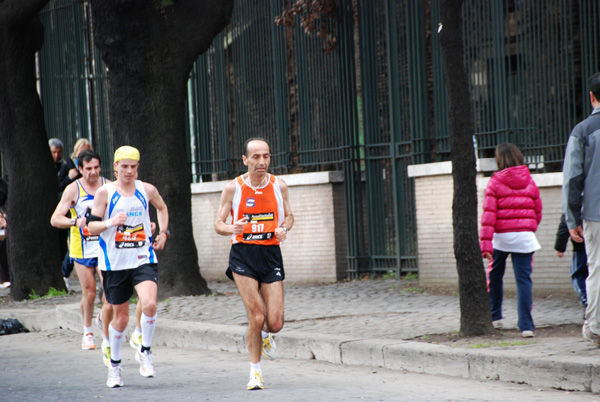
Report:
98,181,156,271
492,232,541,254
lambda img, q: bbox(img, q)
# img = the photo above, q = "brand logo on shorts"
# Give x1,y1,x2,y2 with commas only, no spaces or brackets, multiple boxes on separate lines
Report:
246,198,255,207
276,272,281,277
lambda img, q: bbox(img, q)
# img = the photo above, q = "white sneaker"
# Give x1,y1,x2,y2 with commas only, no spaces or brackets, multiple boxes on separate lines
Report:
261,334,277,360
101,339,111,367
81,333,96,350
582,320,600,346
0,281,11,289
63,277,70,292
135,350,155,378
492,319,503,329
107,363,123,388
130,332,142,350
521,330,535,338
247,370,264,390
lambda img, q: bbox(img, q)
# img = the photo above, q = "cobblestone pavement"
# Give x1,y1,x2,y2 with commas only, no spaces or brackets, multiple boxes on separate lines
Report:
0,278,584,340
157,279,584,340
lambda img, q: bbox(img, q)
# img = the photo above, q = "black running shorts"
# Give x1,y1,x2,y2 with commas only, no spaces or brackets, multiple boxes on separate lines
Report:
227,243,285,284
101,263,158,305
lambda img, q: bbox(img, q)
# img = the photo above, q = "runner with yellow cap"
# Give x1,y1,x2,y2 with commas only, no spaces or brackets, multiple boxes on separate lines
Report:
88,145,169,388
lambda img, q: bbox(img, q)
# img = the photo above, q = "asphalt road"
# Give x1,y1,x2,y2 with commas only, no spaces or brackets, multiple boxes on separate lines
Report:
0,329,594,402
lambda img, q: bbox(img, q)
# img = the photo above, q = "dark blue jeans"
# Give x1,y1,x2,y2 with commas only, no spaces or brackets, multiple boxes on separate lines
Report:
571,249,588,306
488,250,534,332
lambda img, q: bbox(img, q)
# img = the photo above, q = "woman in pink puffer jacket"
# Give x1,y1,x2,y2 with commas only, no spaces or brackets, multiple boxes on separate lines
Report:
480,143,542,338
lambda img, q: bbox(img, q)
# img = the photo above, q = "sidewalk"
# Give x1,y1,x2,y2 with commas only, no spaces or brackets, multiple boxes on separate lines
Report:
1,278,599,393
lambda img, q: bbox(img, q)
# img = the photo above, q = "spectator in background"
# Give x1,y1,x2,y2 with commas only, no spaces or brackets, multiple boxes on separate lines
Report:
555,214,588,310
480,143,542,339
562,72,600,345
58,138,92,193
49,138,65,175
0,176,8,289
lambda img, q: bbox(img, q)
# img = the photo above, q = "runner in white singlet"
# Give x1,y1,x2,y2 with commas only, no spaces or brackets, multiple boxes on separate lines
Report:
88,146,169,389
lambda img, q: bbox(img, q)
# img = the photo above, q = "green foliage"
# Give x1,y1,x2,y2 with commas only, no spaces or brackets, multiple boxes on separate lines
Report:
159,0,175,7
404,273,418,280
28,287,69,300
382,270,397,280
401,286,423,294
469,340,535,349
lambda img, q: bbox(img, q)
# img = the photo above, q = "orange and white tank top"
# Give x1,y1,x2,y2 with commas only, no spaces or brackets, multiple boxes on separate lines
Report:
231,174,284,245
98,181,156,271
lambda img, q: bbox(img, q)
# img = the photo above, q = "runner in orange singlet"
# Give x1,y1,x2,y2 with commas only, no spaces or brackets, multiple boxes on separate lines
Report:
215,137,294,390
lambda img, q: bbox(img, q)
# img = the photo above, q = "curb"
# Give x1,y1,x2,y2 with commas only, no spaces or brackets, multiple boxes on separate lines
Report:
11,304,600,393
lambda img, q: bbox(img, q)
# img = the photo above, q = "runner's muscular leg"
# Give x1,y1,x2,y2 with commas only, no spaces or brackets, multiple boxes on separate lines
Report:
75,262,97,328
96,267,112,338
260,281,284,334
111,301,129,332
134,280,158,317
233,272,265,363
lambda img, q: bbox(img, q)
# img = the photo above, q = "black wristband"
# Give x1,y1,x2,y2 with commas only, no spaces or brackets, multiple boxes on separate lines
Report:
86,214,102,225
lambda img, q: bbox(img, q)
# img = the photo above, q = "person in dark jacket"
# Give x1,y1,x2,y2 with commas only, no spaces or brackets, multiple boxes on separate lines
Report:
555,214,588,307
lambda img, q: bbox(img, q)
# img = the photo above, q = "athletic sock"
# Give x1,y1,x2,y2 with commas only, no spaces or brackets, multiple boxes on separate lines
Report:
141,312,157,349
109,324,126,362
250,362,261,374
261,331,269,339
84,326,93,335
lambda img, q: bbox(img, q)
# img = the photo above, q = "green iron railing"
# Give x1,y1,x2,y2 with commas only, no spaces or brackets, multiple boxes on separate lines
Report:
35,0,600,279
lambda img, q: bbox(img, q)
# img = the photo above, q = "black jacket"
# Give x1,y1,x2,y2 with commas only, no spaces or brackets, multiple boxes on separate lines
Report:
555,214,586,253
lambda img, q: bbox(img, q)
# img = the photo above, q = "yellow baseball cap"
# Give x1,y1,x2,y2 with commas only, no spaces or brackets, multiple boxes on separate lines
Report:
114,146,140,163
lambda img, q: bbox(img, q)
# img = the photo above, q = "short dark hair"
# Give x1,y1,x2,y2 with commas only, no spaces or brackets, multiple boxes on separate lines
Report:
77,149,101,168
243,137,270,156
589,72,600,101
495,143,524,170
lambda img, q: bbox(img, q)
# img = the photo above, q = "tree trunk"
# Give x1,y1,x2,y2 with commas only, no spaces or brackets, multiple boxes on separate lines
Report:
0,0,66,300
89,0,234,298
439,0,493,336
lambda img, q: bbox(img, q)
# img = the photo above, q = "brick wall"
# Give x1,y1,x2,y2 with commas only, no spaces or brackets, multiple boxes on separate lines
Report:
410,161,574,296
191,172,347,283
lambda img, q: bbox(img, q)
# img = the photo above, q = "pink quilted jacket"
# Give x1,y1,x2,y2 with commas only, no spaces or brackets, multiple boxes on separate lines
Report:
479,165,542,256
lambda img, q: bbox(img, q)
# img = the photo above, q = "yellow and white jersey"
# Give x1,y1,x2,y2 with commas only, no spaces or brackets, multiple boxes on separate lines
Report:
98,181,156,271
69,178,106,259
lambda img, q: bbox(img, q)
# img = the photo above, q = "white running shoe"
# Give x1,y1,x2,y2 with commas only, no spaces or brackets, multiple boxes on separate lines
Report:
261,333,277,360
101,339,111,367
63,277,70,292
0,281,11,289
135,350,155,378
130,332,142,350
81,333,96,350
107,363,123,388
247,370,264,390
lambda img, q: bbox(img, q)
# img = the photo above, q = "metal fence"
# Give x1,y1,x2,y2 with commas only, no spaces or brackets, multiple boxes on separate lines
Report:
38,0,112,177
36,0,600,278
